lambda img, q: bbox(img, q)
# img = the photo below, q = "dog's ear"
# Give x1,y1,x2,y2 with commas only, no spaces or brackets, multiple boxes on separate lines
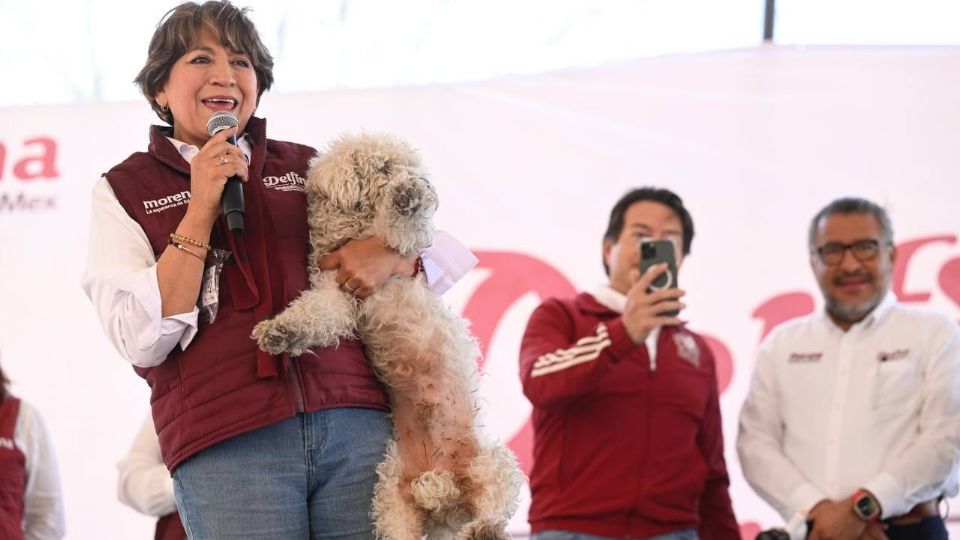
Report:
306,148,364,212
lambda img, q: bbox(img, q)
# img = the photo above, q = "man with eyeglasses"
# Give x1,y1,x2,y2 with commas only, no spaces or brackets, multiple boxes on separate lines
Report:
738,197,960,540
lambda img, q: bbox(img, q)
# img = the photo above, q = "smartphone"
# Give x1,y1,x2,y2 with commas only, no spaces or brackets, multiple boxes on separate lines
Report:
639,238,679,316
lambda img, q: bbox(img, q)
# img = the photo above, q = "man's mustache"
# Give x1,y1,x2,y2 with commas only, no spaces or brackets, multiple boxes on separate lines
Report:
832,271,872,286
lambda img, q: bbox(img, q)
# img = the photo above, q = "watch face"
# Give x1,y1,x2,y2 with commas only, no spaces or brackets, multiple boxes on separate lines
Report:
856,495,879,518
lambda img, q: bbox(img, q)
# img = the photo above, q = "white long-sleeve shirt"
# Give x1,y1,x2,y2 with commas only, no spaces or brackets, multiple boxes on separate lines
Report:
14,400,66,540
737,294,960,521
116,415,175,518
82,137,478,368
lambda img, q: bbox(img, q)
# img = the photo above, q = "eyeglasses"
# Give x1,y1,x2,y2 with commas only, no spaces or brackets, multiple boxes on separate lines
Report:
814,239,887,266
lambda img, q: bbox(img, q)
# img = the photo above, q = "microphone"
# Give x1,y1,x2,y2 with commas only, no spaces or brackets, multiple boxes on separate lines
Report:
206,111,244,234
756,514,811,540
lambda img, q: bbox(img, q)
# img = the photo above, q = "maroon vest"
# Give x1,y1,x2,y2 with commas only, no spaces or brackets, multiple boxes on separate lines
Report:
0,397,25,540
105,117,388,470
154,512,186,540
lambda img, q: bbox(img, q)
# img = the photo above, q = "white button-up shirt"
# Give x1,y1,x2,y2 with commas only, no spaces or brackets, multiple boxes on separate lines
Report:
116,414,175,518
82,137,478,368
737,294,960,520
12,400,66,540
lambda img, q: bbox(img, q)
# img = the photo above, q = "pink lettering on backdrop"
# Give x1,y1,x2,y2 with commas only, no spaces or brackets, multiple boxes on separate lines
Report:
2,137,60,180
893,235,957,302
739,522,762,540
462,251,577,477
700,334,734,394
939,257,960,321
752,292,816,342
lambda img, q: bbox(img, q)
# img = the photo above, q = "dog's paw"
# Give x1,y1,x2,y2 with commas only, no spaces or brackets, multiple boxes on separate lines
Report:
456,520,509,540
251,319,296,355
410,469,460,512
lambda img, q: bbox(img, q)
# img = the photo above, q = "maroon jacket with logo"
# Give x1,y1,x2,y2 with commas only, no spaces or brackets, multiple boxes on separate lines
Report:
520,293,740,539
0,397,25,540
105,117,389,470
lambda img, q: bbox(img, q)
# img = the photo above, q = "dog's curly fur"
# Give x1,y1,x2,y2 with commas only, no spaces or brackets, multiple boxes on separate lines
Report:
251,133,523,539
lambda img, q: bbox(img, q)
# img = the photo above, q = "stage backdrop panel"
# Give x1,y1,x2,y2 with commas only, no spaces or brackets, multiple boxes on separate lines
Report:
1,45,958,538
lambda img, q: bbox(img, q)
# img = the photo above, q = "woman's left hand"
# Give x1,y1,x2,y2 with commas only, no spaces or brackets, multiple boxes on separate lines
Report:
319,237,416,298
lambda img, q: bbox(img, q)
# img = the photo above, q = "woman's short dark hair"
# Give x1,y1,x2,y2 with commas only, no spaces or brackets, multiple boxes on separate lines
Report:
135,1,274,125
602,187,695,275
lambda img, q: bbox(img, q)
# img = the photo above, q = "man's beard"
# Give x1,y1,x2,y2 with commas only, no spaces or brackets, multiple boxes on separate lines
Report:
824,273,888,326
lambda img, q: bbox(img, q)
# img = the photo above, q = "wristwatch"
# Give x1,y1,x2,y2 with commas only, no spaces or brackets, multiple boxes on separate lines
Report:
852,490,881,522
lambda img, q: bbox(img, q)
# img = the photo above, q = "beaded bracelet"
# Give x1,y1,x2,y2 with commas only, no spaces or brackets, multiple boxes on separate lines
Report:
169,232,211,251
168,239,205,262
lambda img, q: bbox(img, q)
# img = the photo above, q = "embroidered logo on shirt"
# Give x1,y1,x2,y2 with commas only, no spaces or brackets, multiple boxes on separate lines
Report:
142,190,191,215
0,437,14,450
788,352,823,363
877,349,910,362
673,333,701,367
262,171,306,193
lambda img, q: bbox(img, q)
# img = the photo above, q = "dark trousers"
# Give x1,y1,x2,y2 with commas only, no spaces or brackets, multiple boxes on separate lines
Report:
884,517,948,540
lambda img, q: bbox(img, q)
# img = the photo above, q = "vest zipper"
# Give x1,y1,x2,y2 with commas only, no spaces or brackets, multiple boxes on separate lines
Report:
246,121,304,412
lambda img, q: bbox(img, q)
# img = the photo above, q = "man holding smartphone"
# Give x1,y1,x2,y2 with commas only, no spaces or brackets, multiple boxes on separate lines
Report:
520,188,740,540
738,197,960,540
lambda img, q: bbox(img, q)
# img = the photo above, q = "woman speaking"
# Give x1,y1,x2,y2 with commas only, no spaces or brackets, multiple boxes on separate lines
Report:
82,2,475,537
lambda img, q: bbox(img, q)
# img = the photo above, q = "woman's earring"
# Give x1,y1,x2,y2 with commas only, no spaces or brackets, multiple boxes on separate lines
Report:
159,103,169,113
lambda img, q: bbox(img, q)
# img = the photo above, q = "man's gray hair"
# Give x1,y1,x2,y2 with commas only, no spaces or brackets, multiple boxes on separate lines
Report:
807,197,894,250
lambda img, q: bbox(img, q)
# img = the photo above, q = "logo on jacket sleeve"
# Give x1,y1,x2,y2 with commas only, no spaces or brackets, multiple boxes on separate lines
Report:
673,332,701,367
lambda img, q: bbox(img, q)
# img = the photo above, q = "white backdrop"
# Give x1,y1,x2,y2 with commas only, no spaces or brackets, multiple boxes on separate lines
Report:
1,45,959,538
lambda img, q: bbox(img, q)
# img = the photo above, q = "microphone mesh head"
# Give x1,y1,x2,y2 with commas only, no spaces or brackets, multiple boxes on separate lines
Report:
206,111,239,136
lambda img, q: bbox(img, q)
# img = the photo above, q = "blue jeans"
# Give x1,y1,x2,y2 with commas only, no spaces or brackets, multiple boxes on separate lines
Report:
533,529,698,540
172,408,391,539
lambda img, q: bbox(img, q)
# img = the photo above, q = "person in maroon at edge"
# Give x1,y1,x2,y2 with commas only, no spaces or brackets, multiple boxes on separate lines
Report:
520,188,740,540
81,2,477,538
0,360,66,540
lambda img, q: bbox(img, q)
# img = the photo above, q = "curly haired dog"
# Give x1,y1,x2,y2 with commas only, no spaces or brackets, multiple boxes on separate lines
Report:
251,133,522,539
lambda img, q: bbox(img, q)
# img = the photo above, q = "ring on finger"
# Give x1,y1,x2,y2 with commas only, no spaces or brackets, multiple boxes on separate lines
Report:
219,154,228,166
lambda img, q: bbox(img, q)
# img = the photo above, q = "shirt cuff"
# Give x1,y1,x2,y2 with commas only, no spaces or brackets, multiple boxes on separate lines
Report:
787,482,827,516
420,230,478,295
115,265,199,351
862,472,906,519
161,476,176,515
421,255,447,291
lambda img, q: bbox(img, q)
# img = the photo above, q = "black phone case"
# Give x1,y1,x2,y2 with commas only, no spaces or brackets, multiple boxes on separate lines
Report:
639,238,679,316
